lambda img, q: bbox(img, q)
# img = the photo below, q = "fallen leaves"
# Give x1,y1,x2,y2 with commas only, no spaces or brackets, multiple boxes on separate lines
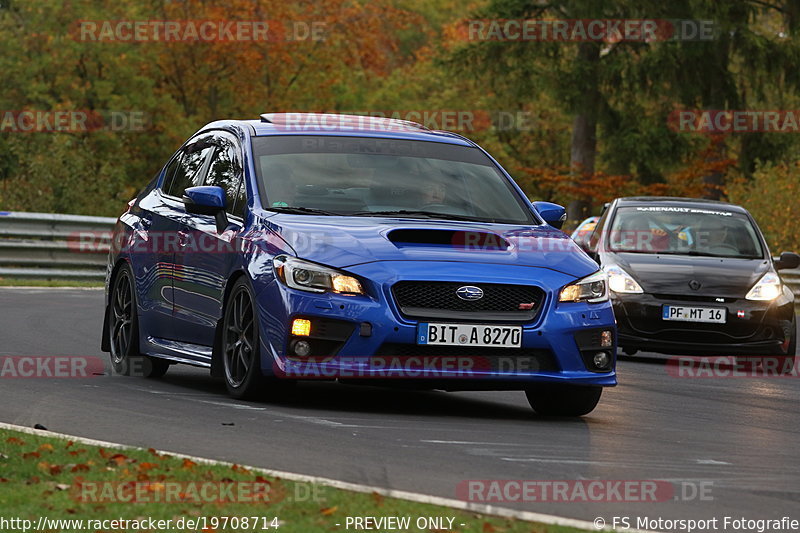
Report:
138,462,159,472
109,454,129,466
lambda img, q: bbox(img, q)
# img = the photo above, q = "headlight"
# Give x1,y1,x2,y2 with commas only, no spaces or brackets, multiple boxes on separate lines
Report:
559,270,608,303
604,265,644,294
746,272,782,301
274,255,365,295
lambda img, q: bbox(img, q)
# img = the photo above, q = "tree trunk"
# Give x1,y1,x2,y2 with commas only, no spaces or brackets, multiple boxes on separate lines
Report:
568,42,601,222
702,136,725,200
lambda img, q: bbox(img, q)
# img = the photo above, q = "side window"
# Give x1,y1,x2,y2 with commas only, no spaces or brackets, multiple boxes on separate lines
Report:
167,136,214,198
160,153,182,194
232,179,247,219
204,133,246,218
588,207,611,252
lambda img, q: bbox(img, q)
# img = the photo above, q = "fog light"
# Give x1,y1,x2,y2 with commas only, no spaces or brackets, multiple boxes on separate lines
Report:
600,330,613,348
593,351,610,369
291,318,311,336
292,340,312,357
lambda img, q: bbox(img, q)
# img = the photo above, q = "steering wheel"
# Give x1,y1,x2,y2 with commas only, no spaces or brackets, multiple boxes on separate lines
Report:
420,204,451,211
707,243,740,255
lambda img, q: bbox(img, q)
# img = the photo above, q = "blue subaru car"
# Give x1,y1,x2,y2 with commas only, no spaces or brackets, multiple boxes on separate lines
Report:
102,113,616,416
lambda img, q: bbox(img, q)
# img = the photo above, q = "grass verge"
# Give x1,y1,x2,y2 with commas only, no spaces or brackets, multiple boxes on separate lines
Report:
0,428,587,533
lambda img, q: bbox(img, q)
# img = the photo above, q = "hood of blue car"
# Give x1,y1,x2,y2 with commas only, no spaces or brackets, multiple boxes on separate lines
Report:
259,215,598,279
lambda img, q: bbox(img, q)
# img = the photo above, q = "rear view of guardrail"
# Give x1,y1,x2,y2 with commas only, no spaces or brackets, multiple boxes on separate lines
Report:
0,211,115,280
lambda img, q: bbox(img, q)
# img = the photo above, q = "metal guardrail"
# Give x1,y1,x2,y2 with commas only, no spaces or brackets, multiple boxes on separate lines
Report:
0,211,115,280
1,211,800,301
780,267,800,305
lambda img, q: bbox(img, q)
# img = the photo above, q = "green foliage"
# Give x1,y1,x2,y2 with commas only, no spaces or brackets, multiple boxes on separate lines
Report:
1,0,800,219
728,161,800,253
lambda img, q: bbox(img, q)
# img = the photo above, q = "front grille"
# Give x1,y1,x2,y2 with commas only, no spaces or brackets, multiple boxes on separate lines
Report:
392,281,545,322
375,343,560,372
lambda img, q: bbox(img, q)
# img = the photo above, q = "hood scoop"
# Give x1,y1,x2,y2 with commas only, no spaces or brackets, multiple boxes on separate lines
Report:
386,228,511,250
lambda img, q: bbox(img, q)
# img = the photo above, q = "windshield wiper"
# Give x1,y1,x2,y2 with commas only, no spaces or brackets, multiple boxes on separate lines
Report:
655,250,735,258
350,210,481,222
267,206,340,216
635,250,760,259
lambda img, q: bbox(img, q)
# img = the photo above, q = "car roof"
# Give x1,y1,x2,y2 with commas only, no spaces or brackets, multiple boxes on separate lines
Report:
203,113,476,146
615,196,748,213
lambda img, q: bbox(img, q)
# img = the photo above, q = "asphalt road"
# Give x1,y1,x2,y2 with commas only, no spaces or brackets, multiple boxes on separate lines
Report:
1,288,799,531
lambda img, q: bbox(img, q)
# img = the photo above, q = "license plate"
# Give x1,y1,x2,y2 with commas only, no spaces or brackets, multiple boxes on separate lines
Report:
417,323,522,348
662,305,726,324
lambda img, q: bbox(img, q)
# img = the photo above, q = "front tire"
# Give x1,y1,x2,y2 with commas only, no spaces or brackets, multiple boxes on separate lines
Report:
222,278,269,399
525,384,602,417
108,264,169,378
770,317,796,375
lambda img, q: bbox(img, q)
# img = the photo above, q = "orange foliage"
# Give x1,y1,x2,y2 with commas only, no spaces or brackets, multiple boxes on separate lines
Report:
517,149,736,210
152,0,422,119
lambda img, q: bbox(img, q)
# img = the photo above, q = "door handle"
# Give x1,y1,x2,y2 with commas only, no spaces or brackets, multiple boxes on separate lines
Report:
177,230,189,247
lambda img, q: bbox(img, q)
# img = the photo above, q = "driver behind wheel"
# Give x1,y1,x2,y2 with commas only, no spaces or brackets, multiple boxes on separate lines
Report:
421,182,447,205
698,218,740,255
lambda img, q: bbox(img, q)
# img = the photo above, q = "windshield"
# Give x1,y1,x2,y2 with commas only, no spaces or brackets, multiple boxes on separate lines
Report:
608,206,764,259
251,136,535,224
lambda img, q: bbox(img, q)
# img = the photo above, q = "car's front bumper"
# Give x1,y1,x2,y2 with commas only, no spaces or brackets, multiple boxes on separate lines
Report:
253,261,617,388
613,291,795,356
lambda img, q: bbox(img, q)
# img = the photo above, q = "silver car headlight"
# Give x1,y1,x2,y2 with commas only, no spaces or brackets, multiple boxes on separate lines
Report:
604,265,644,294
745,272,781,301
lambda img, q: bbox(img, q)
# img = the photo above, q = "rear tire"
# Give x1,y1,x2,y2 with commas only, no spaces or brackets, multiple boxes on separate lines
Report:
108,264,169,378
525,384,602,417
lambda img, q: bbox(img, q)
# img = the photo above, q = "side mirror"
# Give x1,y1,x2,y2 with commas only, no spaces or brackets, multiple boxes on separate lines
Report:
774,251,800,271
532,201,567,230
183,186,228,233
